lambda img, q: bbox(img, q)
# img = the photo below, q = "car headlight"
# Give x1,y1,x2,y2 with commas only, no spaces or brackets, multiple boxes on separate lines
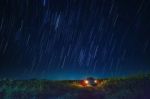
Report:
94,80,97,83
84,80,89,84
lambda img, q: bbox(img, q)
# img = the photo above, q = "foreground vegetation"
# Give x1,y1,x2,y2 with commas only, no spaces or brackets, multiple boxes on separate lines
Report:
0,74,150,99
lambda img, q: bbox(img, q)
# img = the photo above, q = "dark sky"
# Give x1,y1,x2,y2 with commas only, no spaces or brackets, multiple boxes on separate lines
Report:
0,0,150,80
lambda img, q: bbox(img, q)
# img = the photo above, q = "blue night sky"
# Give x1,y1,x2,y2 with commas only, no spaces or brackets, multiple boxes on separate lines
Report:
0,0,150,80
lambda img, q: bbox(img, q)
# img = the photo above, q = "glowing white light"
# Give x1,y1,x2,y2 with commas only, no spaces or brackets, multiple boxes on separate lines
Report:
94,80,97,83
85,80,89,84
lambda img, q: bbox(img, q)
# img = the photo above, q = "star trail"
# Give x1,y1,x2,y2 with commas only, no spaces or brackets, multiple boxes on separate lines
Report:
0,0,150,80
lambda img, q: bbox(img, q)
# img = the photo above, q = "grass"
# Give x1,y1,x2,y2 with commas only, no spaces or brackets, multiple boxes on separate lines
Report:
0,74,150,99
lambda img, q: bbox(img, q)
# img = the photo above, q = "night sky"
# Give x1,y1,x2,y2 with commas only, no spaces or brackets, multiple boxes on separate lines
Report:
0,0,150,80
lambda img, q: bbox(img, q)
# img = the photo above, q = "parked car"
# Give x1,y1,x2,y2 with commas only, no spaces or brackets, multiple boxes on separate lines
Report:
80,77,98,86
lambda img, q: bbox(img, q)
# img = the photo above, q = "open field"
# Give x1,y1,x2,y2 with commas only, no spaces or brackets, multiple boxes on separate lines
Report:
0,74,150,99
